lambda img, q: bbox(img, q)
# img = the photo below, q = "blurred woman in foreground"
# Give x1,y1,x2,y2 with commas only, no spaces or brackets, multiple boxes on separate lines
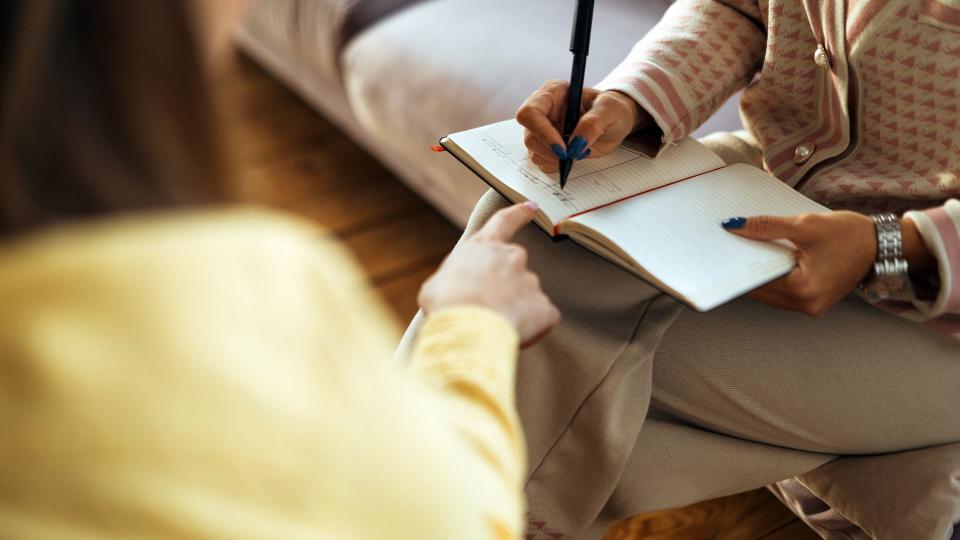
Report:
0,2,557,538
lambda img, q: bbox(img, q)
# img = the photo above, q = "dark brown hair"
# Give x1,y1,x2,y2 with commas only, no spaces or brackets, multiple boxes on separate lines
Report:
0,0,228,235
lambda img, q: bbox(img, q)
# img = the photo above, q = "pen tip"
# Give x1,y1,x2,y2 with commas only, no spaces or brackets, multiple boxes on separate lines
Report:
559,160,572,189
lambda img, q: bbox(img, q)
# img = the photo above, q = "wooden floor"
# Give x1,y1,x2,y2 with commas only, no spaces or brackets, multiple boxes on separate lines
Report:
222,53,818,540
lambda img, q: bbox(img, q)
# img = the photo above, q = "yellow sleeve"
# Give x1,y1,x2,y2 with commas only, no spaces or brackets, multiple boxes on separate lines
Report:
0,210,528,540
409,306,526,540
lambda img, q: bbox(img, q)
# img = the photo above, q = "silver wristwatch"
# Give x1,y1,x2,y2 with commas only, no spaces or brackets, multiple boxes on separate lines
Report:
860,213,912,300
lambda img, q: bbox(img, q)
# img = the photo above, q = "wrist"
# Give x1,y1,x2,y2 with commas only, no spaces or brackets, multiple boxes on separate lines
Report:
901,218,937,275
607,90,650,132
855,213,880,282
859,213,914,300
423,296,520,333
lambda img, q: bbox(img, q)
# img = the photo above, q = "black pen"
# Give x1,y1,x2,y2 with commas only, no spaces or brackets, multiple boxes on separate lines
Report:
559,0,595,189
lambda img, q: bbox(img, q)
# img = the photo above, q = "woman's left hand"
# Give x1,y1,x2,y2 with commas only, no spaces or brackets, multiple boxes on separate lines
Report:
722,211,877,316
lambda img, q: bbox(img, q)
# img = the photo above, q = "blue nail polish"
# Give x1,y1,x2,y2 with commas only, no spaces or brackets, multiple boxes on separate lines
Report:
550,144,568,160
576,148,592,161
567,136,587,157
721,217,748,230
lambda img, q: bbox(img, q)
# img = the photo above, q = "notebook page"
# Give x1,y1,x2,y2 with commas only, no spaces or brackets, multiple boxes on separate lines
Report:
568,164,828,311
446,120,725,225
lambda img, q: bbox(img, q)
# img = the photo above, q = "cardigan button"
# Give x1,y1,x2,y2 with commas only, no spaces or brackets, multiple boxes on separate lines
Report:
937,171,959,192
794,143,816,165
814,44,831,70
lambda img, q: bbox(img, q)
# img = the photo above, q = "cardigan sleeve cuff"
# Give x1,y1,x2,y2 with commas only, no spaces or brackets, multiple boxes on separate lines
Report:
903,199,960,317
408,306,526,539
595,64,692,152
408,306,519,403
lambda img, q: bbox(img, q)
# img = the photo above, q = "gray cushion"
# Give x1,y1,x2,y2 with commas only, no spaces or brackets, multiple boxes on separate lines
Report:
340,0,425,47
242,0,424,83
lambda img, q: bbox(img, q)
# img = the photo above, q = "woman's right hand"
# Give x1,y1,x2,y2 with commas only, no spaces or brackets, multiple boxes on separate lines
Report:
516,80,650,173
418,202,560,347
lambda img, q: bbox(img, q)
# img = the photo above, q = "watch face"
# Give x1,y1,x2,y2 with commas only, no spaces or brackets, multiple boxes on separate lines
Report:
864,274,911,300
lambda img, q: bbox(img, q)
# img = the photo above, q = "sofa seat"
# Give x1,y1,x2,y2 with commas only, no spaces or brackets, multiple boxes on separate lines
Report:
238,0,418,139
243,0,418,82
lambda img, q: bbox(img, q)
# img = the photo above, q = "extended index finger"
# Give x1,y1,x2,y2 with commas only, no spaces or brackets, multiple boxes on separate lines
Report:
724,215,819,247
475,202,539,242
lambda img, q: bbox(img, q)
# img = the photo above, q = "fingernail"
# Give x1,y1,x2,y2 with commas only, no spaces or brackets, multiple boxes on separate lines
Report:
721,217,748,230
576,148,592,161
567,136,587,157
524,201,540,212
550,144,568,160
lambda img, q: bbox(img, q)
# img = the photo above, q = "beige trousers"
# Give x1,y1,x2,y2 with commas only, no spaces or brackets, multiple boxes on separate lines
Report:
398,180,960,540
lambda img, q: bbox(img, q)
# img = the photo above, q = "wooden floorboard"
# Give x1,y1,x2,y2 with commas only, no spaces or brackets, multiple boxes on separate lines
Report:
341,211,459,286
605,489,816,540
224,52,818,540
762,520,821,539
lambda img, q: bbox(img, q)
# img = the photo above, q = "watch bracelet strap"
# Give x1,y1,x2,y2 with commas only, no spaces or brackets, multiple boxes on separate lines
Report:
871,212,909,278
874,258,909,276
873,213,903,262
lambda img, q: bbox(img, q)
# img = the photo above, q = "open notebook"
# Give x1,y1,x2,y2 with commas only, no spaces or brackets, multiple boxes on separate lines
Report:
441,120,829,311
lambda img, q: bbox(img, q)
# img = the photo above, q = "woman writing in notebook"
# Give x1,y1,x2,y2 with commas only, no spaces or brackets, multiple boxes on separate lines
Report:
519,82,938,317
0,1,557,538
400,1,960,539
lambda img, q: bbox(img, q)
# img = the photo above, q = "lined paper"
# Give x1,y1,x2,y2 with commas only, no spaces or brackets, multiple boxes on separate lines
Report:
569,164,828,311
447,120,725,225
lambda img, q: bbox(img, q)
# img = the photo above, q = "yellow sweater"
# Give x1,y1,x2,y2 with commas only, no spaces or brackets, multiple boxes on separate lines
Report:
0,209,525,540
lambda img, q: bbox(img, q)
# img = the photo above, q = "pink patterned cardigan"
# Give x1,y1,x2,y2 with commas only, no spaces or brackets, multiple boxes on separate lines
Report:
596,0,960,340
